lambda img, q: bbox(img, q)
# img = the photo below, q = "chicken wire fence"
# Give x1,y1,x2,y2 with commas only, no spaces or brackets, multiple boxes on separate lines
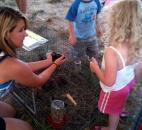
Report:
11,85,37,116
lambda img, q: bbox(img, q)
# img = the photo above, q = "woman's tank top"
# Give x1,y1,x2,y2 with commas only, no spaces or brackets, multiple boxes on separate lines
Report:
0,51,13,98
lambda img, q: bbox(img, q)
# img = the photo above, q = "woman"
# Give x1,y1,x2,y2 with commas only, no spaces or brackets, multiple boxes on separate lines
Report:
0,6,65,130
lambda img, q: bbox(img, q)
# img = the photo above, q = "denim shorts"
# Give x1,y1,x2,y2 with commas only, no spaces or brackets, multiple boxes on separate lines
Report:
72,36,100,59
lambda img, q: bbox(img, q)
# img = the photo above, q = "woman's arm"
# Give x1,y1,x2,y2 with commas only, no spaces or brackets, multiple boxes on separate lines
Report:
3,56,65,88
90,48,117,86
28,52,53,72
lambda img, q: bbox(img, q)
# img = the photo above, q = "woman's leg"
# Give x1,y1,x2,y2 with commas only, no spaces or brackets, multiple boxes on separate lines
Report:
4,118,33,130
15,0,27,14
0,101,16,117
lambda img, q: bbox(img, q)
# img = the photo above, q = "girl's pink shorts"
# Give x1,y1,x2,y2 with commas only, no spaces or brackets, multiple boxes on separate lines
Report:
98,79,136,115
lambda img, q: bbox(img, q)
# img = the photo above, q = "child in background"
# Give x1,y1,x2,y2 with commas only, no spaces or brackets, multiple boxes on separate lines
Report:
65,0,101,61
0,7,65,130
15,0,27,14
90,0,142,129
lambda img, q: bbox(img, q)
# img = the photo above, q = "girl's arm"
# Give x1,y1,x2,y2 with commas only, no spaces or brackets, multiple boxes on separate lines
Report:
28,52,53,72
68,21,77,45
90,48,117,86
3,56,65,88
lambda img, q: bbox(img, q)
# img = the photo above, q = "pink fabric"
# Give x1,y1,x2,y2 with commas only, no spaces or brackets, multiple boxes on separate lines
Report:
105,0,113,5
98,79,136,115
104,0,117,5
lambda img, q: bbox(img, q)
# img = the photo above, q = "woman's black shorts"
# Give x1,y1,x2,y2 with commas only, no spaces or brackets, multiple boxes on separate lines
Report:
0,117,6,130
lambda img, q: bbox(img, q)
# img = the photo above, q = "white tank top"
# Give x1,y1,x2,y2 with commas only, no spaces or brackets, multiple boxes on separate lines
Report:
100,46,135,92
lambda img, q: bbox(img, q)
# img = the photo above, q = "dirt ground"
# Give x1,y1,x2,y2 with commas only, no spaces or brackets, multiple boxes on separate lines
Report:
2,0,142,130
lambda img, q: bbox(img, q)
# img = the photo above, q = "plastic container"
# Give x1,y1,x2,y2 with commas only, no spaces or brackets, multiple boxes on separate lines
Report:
48,99,67,129
51,99,65,123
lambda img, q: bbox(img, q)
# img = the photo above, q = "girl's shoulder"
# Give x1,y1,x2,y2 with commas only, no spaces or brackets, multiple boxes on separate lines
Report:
104,46,116,54
103,46,117,60
104,46,121,61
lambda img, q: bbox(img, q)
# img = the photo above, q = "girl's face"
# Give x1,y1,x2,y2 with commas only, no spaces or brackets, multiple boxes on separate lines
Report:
8,19,27,48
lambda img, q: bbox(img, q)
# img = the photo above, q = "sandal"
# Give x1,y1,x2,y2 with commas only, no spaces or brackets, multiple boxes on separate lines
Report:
120,111,129,118
92,126,102,130
139,124,142,130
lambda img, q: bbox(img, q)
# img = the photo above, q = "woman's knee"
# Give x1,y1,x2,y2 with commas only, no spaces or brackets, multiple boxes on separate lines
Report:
4,118,33,130
0,101,16,117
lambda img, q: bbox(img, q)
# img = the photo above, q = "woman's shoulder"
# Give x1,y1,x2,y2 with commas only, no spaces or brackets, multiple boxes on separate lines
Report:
0,57,28,75
1,56,22,66
0,56,31,83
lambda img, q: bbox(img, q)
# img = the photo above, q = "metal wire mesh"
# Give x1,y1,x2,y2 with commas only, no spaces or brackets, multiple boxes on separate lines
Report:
11,84,37,115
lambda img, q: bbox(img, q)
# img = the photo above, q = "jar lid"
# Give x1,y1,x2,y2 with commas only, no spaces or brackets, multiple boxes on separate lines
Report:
51,99,65,110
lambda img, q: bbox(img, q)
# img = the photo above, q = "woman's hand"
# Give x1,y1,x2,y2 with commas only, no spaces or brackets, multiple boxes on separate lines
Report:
46,52,53,65
54,55,65,66
90,57,98,73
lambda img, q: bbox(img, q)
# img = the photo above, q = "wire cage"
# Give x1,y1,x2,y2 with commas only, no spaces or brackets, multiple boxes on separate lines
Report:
11,84,37,116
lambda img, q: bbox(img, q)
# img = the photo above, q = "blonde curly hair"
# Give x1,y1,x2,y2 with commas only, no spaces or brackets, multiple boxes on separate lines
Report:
101,0,142,59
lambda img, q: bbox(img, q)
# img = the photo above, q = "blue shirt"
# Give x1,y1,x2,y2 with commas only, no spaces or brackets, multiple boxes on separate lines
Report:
65,0,101,39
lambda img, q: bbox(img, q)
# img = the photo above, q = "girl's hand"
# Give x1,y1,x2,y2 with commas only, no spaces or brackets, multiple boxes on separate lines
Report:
68,35,77,45
90,57,98,73
54,55,65,66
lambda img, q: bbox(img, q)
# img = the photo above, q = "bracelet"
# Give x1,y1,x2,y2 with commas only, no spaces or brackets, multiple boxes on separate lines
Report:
52,62,58,67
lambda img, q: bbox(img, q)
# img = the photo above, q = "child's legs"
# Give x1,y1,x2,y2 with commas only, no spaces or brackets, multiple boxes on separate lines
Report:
94,114,119,130
72,41,86,60
86,39,100,59
100,114,120,130
108,114,120,130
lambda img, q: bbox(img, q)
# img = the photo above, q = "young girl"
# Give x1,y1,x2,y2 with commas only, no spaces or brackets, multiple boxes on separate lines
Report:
0,7,65,130
90,0,142,130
